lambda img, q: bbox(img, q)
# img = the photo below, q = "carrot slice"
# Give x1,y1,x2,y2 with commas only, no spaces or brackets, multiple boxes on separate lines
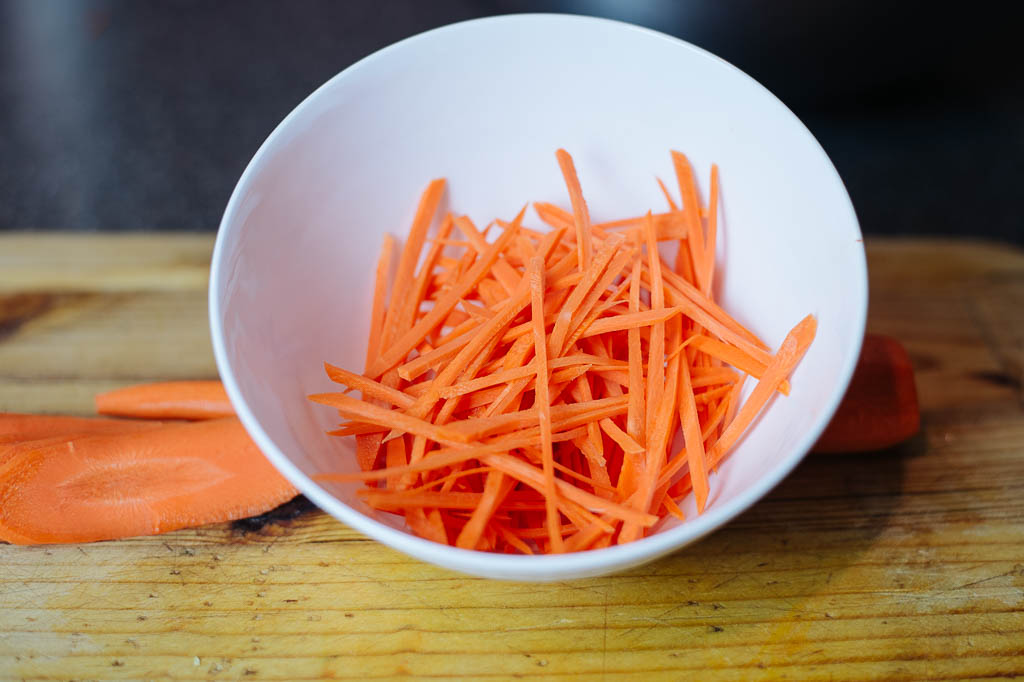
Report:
0,417,297,545
95,381,233,420
0,413,163,444
813,334,919,453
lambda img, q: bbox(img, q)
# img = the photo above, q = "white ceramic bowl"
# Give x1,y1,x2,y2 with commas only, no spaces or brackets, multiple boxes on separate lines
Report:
210,14,867,580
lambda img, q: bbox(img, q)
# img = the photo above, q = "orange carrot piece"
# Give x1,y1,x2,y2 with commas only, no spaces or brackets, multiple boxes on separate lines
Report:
532,201,574,231
704,164,720,294
671,151,706,291
656,177,679,211
315,427,590,485
652,268,774,367
367,210,523,378
598,417,643,455
397,317,482,382
595,212,686,240
659,264,769,351
617,254,646,499
404,213,455,324
0,413,163,444
405,507,448,545
529,250,563,550
403,312,512,481
446,396,628,442
620,314,682,543
480,453,657,527
687,334,790,395
385,434,409,490
324,363,415,409
407,262,533,416
569,375,611,495
314,150,819,554
644,212,666,437
555,149,593,271
563,247,635,351
677,345,709,513
383,179,446,347
577,306,683,338
0,417,297,545
308,393,471,446
454,215,489,253
690,367,741,388
813,334,920,453
548,233,626,356
455,472,514,549
95,381,233,420
662,494,686,522
704,316,816,469
693,383,734,407
366,233,396,369
436,355,598,399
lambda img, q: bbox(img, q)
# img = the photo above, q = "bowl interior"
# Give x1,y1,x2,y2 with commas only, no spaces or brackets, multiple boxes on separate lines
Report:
211,14,866,580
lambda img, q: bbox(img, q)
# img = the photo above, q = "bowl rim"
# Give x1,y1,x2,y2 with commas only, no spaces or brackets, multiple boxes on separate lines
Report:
209,12,868,580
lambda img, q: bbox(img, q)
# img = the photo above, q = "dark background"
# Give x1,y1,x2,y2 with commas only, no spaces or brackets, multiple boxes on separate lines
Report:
1,0,1021,242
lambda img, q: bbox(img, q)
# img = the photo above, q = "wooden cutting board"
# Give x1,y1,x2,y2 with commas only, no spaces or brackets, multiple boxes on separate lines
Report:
1,235,1022,681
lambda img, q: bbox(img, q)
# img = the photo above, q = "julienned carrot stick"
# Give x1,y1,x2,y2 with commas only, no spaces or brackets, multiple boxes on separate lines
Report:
311,149,817,554
656,177,679,211
671,151,706,291
355,234,397,472
95,381,233,420
0,417,297,545
643,212,666,439
687,334,791,395
325,363,415,409
528,254,563,552
677,349,709,513
555,148,593,272
706,315,816,469
705,164,720,294
367,211,523,378
384,178,446,348
308,393,470,446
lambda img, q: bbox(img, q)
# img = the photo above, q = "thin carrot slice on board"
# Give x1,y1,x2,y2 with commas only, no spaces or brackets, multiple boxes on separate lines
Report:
0,417,297,545
95,381,233,420
0,413,164,444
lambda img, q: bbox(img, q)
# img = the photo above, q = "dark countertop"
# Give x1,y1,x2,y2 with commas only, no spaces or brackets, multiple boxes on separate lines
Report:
1,0,1021,242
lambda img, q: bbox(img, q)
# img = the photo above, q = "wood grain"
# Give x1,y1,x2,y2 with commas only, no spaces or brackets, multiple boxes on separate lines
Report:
1,234,1023,681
